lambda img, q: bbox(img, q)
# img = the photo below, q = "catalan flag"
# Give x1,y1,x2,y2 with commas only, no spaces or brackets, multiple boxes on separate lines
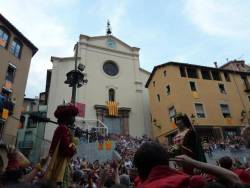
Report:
106,101,118,117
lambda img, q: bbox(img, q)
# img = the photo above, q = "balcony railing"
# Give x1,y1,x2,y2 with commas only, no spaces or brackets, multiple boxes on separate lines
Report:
18,141,33,149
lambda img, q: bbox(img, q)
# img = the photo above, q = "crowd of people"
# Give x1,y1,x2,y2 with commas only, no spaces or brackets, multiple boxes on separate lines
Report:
0,105,250,188
202,135,246,158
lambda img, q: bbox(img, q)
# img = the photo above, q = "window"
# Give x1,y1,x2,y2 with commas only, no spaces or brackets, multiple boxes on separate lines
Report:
169,106,176,121
166,85,170,95
186,67,198,78
163,70,167,77
153,81,155,87
103,61,119,76
224,72,231,82
211,70,221,81
195,103,206,118
0,27,9,48
157,94,160,102
241,76,250,91
218,84,226,94
201,69,211,80
10,39,22,58
248,96,250,102
24,131,33,140
27,118,37,128
109,88,115,101
5,65,16,83
179,66,186,77
189,81,197,91
220,104,231,118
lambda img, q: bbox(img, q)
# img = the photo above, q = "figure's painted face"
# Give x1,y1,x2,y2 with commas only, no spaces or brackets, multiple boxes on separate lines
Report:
68,116,75,126
59,116,75,127
175,117,185,130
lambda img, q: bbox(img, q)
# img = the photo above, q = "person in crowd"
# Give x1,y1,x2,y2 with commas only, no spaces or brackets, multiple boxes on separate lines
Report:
68,170,83,188
133,142,207,188
242,125,250,149
218,156,250,184
44,104,79,187
171,113,206,163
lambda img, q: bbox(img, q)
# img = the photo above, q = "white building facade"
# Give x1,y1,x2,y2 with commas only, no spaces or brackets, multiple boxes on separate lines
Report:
45,34,151,141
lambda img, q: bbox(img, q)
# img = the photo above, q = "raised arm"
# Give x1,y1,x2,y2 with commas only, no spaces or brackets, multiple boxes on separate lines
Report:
174,155,241,186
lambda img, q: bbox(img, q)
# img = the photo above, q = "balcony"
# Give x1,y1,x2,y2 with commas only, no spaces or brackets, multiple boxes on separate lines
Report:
18,141,33,149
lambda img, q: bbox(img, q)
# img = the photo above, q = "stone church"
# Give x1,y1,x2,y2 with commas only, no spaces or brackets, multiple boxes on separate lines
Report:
45,25,151,141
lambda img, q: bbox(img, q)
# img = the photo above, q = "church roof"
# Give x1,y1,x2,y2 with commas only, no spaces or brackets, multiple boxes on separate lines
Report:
80,34,140,51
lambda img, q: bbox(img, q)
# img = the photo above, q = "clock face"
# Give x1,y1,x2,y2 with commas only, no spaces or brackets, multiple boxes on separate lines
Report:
106,38,116,49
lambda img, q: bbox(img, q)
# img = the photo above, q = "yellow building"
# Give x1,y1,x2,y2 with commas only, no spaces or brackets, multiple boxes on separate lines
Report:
146,61,250,144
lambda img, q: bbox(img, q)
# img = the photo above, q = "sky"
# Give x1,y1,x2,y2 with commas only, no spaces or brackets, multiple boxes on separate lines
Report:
1,0,250,97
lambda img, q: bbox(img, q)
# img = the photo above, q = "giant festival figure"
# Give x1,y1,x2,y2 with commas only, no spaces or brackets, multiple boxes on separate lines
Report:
44,104,79,187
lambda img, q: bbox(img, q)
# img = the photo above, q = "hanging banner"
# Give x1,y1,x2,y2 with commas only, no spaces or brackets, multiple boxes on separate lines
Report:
0,39,6,47
2,108,9,120
97,141,103,150
106,101,118,117
75,102,85,117
105,140,112,151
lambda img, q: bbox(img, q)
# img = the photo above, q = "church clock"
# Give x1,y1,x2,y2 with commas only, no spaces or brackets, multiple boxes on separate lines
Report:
106,38,116,49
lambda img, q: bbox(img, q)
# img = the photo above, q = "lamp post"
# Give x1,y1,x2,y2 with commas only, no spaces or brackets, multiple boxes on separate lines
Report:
64,42,88,104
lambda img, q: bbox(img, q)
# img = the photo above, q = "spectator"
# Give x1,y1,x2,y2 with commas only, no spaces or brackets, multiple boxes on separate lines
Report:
133,142,206,188
242,126,250,149
218,156,250,184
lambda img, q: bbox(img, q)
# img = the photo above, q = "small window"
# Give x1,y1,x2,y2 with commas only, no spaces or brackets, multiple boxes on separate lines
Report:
169,106,176,122
241,76,250,90
186,67,198,79
0,27,9,48
201,69,211,80
224,72,231,82
10,39,22,58
153,81,155,87
163,70,167,77
166,85,170,95
211,70,221,81
179,66,186,77
24,131,33,140
19,115,25,129
27,118,37,128
157,94,160,102
220,104,231,118
195,103,206,118
189,81,197,91
5,65,16,83
108,88,115,101
218,84,226,94
248,96,250,102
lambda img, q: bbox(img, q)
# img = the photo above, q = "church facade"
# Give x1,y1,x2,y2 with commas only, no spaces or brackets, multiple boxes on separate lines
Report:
44,32,151,141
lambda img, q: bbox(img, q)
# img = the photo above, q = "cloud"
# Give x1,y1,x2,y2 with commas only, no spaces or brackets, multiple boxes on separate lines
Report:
0,0,76,97
184,0,250,39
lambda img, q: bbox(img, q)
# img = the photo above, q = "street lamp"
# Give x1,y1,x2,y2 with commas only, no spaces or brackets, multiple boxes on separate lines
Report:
64,42,88,104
